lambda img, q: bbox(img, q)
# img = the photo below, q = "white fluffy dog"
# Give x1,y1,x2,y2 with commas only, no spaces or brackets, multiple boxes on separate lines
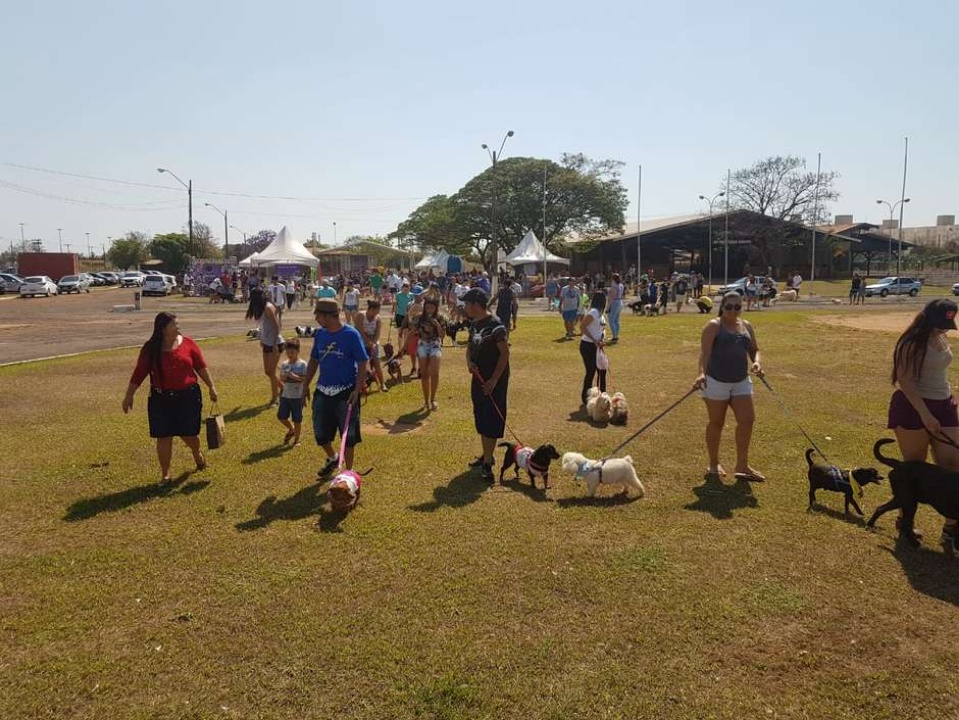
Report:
586,387,613,423
609,392,628,426
778,289,798,302
561,452,646,498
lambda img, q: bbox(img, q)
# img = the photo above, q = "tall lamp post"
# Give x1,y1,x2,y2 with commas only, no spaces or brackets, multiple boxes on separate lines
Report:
877,198,910,276
230,225,248,243
19,223,26,244
157,168,194,256
204,202,230,259
482,130,515,281
698,191,726,291
57,228,63,253
85,232,91,257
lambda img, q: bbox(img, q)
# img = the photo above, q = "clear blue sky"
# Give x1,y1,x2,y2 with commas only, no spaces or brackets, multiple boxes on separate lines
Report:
1,0,955,253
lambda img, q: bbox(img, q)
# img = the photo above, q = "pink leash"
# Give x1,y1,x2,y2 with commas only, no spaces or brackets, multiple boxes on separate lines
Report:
337,401,353,470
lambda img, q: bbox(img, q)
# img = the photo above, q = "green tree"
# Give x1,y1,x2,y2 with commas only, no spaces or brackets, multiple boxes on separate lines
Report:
108,232,149,270
150,233,192,274
392,154,628,270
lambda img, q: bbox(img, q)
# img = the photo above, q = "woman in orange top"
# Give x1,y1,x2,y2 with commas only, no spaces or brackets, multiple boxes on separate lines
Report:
122,312,219,482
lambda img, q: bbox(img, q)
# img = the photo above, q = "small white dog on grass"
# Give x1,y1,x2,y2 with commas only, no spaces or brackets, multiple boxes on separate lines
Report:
586,387,613,423
561,452,646,498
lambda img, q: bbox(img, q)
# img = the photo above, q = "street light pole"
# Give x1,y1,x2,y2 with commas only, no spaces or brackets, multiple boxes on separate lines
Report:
876,197,910,276
57,228,63,253
157,168,194,256
86,232,91,257
230,225,248,243
205,202,230,259
698,191,726,291
333,222,337,246
481,130,515,282
19,223,25,243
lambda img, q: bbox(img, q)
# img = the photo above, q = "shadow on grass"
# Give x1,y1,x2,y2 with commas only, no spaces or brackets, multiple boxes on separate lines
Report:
241,444,290,465
556,491,641,508
410,471,488,512
224,404,270,423
684,474,758,519
809,503,867,527
499,475,552,503
883,544,959,607
64,473,209,521
370,409,429,435
566,407,608,428
236,481,330,531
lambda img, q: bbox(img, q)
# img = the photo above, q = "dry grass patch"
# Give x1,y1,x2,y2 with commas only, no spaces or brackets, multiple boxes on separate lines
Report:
2,309,958,719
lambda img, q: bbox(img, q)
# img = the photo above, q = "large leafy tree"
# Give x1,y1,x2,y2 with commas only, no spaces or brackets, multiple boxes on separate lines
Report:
392,154,627,269
108,232,150,270
720,155,841,270
149,233,192,274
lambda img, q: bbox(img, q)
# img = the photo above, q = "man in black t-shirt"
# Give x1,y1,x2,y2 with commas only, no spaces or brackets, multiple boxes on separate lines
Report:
494,281,518,338
463,288,511,483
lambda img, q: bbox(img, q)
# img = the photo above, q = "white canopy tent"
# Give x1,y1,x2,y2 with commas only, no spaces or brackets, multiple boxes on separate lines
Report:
238,251,261,268
253,226,319,268
503,230,569,266
414,249,450,270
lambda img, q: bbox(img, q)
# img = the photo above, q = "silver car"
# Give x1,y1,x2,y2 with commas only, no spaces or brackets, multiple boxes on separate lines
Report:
57,274,92,294
864,277,921,297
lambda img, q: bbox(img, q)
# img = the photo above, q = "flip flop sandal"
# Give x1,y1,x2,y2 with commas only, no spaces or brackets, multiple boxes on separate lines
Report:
734,471,766,482
283,430,295,445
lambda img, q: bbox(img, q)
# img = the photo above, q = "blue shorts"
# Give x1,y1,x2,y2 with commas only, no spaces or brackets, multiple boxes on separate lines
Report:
417,339,442,359
312,388,361,447
562,310,578,323
278,396,303,423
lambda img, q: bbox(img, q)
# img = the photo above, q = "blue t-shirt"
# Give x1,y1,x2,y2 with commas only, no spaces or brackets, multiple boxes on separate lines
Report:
310,325,369,394
395,291,412,316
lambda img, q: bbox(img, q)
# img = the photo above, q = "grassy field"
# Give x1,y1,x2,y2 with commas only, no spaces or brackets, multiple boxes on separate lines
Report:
2,306,958,719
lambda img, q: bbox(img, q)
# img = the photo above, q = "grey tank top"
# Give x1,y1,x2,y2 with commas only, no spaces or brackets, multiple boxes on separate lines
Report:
707,322,752,383
259,305,283,347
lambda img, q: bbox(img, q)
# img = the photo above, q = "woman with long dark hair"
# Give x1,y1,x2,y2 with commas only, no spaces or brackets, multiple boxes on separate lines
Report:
606,272,625,343
579,291,608,405
122,312,218,482
888,298,959,553
246,287,284,405
413,296,445,411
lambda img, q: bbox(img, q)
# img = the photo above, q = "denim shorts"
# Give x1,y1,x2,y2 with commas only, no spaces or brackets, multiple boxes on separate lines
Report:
417,339,442,359
562,310,578,323
278,396,303,423
701,375,753,401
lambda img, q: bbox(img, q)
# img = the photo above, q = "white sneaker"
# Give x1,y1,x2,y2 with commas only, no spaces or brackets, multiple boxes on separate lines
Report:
430,401,438,411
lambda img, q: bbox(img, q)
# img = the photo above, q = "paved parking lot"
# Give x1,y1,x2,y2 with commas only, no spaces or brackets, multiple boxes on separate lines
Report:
0,285,939,365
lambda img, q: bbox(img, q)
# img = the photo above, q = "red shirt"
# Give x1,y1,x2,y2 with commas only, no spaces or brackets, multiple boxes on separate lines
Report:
129,336,207,391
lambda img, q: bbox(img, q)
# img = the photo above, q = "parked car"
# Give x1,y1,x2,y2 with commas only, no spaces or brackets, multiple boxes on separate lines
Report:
864,276,921,297
57,274,93,294
717,276,769,295
952,282,959,297
19,275,59,297
142,274,174,296
119,271,145,287
87,273,106,286
97,271,120,285
0,272,25,294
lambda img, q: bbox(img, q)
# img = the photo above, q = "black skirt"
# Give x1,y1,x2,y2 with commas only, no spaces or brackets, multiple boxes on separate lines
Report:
147,383,202,438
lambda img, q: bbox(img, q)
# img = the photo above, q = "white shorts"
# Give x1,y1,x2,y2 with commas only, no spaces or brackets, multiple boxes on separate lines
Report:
701,375,753,401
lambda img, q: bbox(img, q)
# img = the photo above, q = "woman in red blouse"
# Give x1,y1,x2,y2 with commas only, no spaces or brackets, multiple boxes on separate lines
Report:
122,312,219,482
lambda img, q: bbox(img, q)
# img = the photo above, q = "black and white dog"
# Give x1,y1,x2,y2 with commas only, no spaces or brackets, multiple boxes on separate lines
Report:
806,448,882,516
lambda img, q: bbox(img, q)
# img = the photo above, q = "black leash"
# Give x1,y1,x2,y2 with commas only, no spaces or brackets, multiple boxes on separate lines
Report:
927,429,959,450
758,374,830,463
604,387,697,458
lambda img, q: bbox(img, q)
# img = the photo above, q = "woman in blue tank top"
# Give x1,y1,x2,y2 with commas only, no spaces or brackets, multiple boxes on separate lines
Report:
692,291,764,482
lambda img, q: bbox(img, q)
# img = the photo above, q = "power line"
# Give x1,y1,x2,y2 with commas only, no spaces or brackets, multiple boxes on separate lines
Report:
2,161,428,203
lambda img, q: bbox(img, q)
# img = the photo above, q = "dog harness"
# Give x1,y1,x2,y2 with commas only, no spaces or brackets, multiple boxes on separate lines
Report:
822,466,863,498
575,459,605,482
514,445,548,478
330,470,362,498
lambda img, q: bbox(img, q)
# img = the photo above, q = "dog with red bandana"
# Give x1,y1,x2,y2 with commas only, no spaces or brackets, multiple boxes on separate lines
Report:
498,442,561,490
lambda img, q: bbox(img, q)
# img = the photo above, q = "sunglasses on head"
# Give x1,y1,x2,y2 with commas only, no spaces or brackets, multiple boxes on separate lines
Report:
723,303,742,311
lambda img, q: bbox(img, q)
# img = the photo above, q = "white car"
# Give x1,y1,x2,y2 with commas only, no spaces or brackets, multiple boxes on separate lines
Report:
0,272,25,294
119,271,145,287
19,275,58,297
142,274,174,296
